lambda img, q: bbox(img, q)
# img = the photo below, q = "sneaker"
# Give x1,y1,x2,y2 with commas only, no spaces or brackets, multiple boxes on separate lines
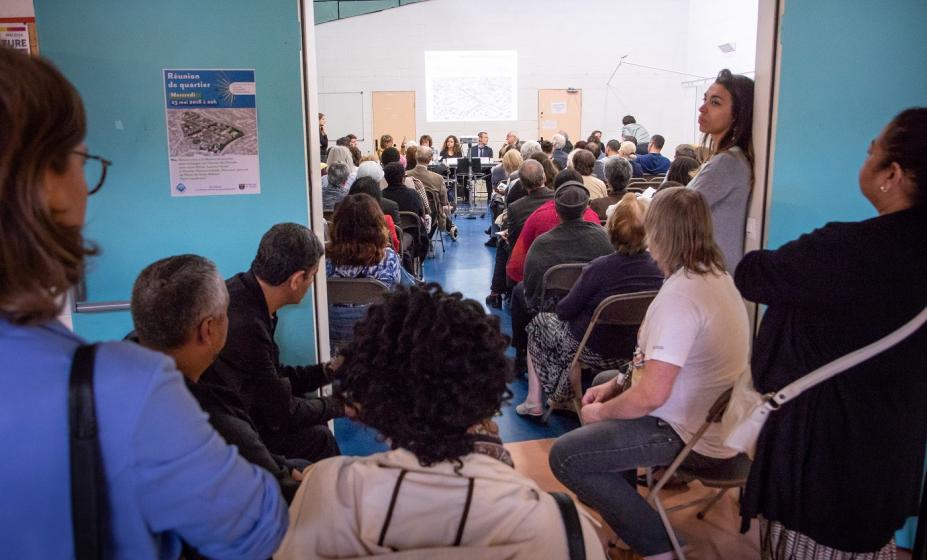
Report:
449,225,459,241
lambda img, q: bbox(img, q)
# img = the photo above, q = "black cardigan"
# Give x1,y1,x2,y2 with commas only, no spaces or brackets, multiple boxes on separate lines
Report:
201,270,344,438
735,205,927,551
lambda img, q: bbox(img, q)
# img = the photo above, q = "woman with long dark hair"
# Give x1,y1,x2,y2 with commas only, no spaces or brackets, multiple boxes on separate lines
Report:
325,193,401,350
688,68,755,271
737,108,927,559
0,47,285,559
439,134,462,160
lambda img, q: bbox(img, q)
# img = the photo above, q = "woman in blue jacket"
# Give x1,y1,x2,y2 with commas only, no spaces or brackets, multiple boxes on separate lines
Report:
0,48,287,559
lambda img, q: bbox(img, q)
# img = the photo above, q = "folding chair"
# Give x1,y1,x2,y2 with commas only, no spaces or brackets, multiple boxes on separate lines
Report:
425,189,446,256
399,211,425,280
645,388,752,560
562,290,659,420
326,277,388,306
537,263,586,313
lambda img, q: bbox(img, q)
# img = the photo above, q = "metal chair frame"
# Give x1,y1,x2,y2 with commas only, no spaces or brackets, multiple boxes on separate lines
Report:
325,277,389,306
644,388,751,560
398,211,425,280
424,189,446,256
537,263,586,313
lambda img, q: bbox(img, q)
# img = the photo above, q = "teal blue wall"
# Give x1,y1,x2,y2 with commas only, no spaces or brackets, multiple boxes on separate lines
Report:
35,0,319,365
768,0,927,547
768,0,927,249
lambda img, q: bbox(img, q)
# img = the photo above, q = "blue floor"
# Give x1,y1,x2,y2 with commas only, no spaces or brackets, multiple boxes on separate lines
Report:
334,207,579,456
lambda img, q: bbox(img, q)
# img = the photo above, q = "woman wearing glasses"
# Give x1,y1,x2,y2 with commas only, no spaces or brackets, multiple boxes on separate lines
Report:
0,48,286,558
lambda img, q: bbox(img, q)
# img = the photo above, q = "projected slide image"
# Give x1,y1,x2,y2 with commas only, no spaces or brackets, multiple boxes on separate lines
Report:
425,50,517,122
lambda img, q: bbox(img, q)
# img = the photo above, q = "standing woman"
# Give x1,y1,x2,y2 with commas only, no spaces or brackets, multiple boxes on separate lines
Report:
0,48,286,558
688,68,754,271
318,112,328,161
737,108,927,559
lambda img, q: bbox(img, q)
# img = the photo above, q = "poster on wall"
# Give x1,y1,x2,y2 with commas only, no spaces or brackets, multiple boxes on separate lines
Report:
163,69,260,197
0,19,33,54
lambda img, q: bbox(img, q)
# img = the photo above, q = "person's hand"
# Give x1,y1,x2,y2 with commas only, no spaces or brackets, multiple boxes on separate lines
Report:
291,468,304,482
344,403,359,420
497,229,508,241
582,380,619,405
581,402,606,424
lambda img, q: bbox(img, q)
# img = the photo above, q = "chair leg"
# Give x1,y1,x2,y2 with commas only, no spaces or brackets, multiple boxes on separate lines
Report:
650,486,687,560
696,488,728,520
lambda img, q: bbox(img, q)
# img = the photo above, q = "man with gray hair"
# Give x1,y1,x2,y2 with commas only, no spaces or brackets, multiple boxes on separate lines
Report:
322,162,350,211
202,223,343,464
551,133,568,170
591,156,633,220
499,131,520,157
520,140,542,160
486,159,552,310
406,146,457,239
130,254,309,502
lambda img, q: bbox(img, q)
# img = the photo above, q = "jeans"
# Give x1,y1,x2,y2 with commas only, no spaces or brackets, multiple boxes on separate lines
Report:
549,416,730,556
510,282,533,356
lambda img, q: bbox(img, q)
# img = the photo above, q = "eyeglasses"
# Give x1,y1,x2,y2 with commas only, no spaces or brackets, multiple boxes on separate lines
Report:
72,150,112,196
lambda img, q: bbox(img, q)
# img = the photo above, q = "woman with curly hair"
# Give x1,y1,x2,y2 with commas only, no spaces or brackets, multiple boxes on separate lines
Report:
326,194,401,350
277,285,606,559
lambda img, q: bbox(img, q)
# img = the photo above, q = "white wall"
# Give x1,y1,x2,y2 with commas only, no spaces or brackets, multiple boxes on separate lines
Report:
315,0,757,157
0,0,34,17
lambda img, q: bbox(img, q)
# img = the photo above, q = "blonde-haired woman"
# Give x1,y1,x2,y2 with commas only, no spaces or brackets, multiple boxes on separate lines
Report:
516,193,663,417
549,187,750,559
322,145,357,190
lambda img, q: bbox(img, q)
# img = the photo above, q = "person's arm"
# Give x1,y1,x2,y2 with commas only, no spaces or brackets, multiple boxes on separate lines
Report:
688,151,749,209
581,359,681,423
555,264,597,321
735,222,853,307
132,362,287,559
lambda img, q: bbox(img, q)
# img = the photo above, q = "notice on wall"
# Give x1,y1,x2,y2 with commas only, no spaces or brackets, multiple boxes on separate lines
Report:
0,20,32,53
163,69,260,197
550,101,567,114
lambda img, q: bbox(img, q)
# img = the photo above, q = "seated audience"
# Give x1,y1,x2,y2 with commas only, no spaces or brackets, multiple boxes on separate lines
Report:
688,69,754,271
590,157,634,220
593,139,621,181
586,141,602,160
418,134,433,149
500,130,520,157
348,176,400,251
201,224,343,463
635,134,671,175
130,255,309,503
324,145,357,189
665,155,700,186
588,130,604,146
326,194,402,351
407,146,457,238
276,285,605,560
621,115,650,144
517,194,663,417
506,169,600,284
618,140,645,178
485,149,525,247
321,162,350,210
356,159,386,189
530,152,559,192
382,162,429,265
0,48,285,558
520,139,543,160
737,108,927,559
486,160,550,309
572,149,608,199
541,139,554,157
404,145,418,172
377,133,394,158
509,183,613,372
549,187,749,559
674,143,699,160
551,133,569,170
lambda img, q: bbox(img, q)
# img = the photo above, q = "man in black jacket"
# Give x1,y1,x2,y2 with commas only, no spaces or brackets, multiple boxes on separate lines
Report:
201,223,342,463
129,254,321,502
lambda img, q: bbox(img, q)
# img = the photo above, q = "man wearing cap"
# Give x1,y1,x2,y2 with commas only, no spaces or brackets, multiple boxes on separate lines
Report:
509,182,614,371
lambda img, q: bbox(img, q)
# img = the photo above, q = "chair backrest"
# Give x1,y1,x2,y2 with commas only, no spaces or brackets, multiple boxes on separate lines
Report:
589,290,660,327
539,263,586,311
398,211,422,234
326,277,389,306
425,189,440,216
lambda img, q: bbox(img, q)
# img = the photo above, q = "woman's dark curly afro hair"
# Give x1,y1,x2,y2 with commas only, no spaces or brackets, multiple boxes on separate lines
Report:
336,283,513,466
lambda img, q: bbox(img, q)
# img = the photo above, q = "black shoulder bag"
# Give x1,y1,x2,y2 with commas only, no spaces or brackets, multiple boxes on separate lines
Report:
69,344,107,560
550,491,586,560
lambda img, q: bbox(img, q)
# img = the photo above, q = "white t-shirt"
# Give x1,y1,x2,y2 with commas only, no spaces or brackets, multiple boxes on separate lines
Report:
635,268,749,458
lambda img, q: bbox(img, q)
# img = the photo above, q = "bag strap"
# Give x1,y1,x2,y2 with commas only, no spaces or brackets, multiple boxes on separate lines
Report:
549,492,586,560
69,343,106,560
770,305,927,408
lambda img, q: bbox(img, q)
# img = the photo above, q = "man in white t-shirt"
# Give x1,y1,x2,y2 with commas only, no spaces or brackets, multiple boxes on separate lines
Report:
548,186,750,559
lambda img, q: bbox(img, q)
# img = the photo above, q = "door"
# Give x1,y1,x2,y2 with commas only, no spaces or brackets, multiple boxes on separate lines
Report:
372,91,416,150
538,89,582,143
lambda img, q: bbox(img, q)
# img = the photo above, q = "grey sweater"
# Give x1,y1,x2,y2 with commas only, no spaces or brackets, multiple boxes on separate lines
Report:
688,147,752,271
